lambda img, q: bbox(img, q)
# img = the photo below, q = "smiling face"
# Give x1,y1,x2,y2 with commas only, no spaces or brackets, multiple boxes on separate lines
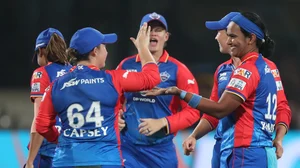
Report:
226,22,254,58
147,21,169,53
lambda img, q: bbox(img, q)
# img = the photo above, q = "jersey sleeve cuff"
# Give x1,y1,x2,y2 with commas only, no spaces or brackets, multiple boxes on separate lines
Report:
225,89,246,101
276,122,289,134
201,115,218,129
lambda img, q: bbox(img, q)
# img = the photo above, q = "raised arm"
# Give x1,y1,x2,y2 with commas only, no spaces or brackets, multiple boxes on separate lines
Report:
108,22,160,92
108,63,160,92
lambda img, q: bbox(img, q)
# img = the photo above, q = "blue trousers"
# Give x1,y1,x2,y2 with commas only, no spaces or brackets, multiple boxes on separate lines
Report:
121,139,178,168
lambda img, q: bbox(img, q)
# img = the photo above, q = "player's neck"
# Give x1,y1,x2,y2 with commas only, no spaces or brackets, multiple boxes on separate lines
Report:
231,56,241,67
151,50,164,62
77,60,97,68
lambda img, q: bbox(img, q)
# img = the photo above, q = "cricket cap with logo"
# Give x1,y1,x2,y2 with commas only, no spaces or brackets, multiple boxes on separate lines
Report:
69,27,117,55
205,12,240,30
140,12,168,31
35,28,64,51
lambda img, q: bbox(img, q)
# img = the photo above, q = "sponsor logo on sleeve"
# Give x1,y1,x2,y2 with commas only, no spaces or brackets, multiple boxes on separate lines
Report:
276,81,283,91
228,78,246,91
56,69,67,77
234,68,252,79
187,79,195,84
122,71,130,79
219,72,228,81
31,82,41,92
264,65,271,74
33,71,43,79
271,69,280,78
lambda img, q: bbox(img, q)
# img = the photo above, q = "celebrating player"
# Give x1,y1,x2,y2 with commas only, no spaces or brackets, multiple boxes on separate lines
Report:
145,12,288,167
182,12,291,167
116,12,199,168
181,12,241,168
35,23,160,167
25,28,71,168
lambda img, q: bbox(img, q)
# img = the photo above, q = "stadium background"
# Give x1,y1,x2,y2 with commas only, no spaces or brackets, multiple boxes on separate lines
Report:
0,0,299,167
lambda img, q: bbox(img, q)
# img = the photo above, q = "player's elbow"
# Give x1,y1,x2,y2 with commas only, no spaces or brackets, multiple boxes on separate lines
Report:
212,107,230,119
213,113,223,119
152,72,161,86
36,125,47,135
146,71,161,89
35,119,49,135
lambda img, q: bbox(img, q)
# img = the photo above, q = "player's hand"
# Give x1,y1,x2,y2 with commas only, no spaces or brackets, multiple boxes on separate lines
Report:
142,87,167,96
273,138,283,159
165,86,181,95
130,22,151,49
118,109,126,131
182,135,197,156
138,118,167,136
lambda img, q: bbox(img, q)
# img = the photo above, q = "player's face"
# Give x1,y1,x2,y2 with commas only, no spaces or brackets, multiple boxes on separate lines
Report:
148,21,169,53
215,30,230,54
37,48,47,66
95,44,107,68
226,22,251,58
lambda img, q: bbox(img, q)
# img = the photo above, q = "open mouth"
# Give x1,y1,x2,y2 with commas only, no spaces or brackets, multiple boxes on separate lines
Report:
150,39,158,45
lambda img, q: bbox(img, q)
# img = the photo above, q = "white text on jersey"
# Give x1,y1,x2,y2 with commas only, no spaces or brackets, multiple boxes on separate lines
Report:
63,127,108,138
60,78,105,90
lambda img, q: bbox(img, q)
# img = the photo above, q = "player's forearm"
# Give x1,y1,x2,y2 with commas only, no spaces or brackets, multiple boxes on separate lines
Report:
181,92,228,119
274,124,287,141
190,119,213,140
27,132,44,163
137,46,155,66
179,90,241,119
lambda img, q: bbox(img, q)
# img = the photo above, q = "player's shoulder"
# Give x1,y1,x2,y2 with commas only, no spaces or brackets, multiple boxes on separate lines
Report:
263,57,278,69
215,59,232,72
117,55,137,68
167,56,191,72
33,66,46,74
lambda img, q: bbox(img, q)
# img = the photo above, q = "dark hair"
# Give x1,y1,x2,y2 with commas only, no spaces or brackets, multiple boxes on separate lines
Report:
45,33,69,64
67,46,100,65
240,12,275,58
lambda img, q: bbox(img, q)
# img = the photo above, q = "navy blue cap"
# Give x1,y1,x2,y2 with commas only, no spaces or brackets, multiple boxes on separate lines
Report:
205,12,240,30
69,27,117,55
140,12,168,30
35,28,64,51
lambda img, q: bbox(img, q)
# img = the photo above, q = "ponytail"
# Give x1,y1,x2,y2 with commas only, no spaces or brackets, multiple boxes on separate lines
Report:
45,33,68,64
258,35,275,58
67,48,90,65
240,12,276,58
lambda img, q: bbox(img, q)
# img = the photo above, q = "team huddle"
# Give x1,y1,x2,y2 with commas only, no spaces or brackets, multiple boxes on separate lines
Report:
25,11,291,168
